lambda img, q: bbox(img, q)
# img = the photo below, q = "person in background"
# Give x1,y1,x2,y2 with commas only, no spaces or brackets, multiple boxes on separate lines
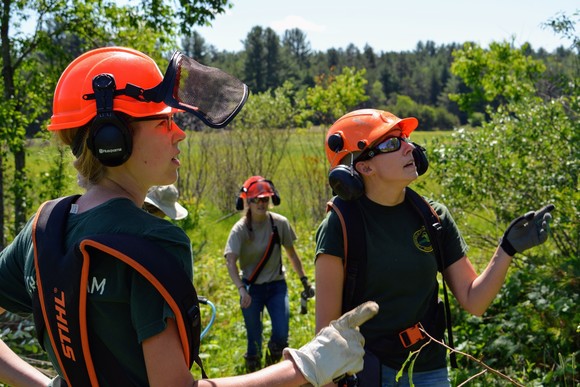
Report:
0,47,378,387
315,109,554,387
224,176,315,372
144,184,188,220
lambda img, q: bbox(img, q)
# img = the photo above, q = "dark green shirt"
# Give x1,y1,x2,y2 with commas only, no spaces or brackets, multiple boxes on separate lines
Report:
315,192,467,371
0,197,193,386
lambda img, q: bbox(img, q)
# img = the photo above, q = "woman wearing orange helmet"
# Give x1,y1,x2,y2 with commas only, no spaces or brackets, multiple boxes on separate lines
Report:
315,109,554,386
0,47,378,387
224,176,314,372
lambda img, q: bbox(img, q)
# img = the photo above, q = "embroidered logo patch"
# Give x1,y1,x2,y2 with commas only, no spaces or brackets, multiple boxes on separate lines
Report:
413,226,433,253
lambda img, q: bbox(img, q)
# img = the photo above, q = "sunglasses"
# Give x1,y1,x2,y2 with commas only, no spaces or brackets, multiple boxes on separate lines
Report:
249,197,270,204
361,136,410,160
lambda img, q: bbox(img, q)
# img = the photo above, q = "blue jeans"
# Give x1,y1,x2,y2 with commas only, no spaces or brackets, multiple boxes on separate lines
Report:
241,279,289,356
381,365,450,387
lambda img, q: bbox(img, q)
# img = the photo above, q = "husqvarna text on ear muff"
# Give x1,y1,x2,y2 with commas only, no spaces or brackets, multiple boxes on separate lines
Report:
85,74,133,167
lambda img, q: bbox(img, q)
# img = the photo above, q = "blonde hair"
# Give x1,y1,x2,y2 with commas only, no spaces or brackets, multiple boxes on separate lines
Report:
55,126,106,187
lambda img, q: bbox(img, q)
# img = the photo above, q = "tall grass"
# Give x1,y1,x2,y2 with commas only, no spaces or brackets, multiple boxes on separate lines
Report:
17,128,491,381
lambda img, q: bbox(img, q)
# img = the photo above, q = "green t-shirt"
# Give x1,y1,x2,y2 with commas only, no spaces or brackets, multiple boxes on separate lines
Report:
224,212,296,284
315,193,467,371
0,197,193,386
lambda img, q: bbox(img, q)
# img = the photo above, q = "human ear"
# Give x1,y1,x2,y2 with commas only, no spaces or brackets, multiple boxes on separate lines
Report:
355,161,373,176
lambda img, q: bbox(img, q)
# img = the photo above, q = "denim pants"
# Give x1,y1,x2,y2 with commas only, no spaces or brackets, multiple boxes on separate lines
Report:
381,365,450,387
241,279,289,356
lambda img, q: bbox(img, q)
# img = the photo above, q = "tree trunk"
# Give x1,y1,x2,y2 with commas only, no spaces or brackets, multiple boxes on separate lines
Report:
0,154,4,250
13,149,26,235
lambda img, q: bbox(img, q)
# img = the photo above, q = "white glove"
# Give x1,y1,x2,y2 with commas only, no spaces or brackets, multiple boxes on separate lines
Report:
283,301,379,387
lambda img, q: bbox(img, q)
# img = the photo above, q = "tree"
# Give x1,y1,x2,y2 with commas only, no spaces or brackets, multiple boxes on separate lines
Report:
182,31,212,63
264,27,281,91
298,66,368,125
243,26,267,92
282,28,311,71
431,34,578,384
0,0,232,248
449,41,546,115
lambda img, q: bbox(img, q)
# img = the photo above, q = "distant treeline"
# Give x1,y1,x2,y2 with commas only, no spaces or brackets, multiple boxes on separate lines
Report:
184,27,578,127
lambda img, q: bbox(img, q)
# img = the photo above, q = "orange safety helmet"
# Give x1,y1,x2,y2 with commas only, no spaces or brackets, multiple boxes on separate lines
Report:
325,109,419,169
235,176,280,210
48,47,173,131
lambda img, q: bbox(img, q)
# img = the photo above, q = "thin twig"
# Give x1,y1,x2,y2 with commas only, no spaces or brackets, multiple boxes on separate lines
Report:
458,369,488,386
419,327,526,387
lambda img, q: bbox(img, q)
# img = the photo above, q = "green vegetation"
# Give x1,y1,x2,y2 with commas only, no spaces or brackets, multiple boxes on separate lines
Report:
4,123,578,385
1,3,578,386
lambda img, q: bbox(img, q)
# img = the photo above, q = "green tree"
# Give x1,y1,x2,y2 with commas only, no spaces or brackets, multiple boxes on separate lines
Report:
449,41,546,116
243,26,282,93
431,31,578,385
297,66,368,125
282,28,311,78
0,0,232,247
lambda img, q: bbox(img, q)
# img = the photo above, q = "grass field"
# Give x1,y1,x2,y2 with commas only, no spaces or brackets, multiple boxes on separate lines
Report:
12,127,457,378
10,127,510,381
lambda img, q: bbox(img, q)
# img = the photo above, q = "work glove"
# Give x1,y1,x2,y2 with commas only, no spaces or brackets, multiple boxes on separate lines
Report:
500,204,555,256
301,276,315,299
283,301,379,387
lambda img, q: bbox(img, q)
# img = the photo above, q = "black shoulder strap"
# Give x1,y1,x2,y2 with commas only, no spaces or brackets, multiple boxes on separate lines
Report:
405,188,457,368
246,213,280,284
32,196,207,386
326,197,366,313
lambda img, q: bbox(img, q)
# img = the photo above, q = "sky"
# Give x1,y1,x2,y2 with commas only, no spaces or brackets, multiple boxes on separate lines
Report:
195,0,578,53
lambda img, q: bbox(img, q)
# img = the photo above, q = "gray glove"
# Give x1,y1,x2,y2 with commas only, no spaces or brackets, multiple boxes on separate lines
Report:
500,204,555,256
283,301,379,387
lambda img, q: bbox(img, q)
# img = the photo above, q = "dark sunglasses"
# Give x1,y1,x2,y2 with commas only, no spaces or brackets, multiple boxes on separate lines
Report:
361,136,410,160
249,197,270,204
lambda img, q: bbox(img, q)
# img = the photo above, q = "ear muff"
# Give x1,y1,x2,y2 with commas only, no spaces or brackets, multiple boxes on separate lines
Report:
235,187,245,211
328,164,365,201
412,143,429,176
327,132,364,201
235,179,281,211
86,73,133,167
267,180,281,206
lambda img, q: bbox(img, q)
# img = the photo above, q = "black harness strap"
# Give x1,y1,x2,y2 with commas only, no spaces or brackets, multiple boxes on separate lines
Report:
246,214,280,285
32,195,207,386
405,189,457,368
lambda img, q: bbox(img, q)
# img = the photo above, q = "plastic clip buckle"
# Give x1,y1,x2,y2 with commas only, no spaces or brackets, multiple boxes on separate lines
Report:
399,322,426,348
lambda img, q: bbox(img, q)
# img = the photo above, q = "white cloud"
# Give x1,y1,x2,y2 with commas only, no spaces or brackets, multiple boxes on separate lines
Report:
270,15,326,33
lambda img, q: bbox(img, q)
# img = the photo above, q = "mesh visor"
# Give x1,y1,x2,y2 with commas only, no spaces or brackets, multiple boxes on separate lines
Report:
147,51,249,128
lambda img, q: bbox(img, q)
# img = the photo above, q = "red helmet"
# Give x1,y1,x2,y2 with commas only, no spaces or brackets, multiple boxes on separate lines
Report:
235,176,280,210
241,176,275,199
325,109,419,168
48,47,173,131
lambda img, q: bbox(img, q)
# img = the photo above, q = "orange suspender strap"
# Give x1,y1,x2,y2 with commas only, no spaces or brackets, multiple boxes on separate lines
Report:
32,196,205,386
326,197,366,313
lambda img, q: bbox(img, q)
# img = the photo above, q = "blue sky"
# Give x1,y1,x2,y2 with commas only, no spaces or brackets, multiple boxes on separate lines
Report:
195,0,578,53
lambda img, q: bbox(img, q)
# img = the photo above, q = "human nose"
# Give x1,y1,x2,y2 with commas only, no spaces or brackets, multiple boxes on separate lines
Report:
401,139,415,155
172,121,186,142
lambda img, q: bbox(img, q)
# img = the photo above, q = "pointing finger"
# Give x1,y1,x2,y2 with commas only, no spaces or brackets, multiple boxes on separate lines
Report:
332,301,379,330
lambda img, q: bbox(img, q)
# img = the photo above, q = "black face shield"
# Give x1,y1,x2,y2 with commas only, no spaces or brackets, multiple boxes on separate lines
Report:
84,51,249,128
